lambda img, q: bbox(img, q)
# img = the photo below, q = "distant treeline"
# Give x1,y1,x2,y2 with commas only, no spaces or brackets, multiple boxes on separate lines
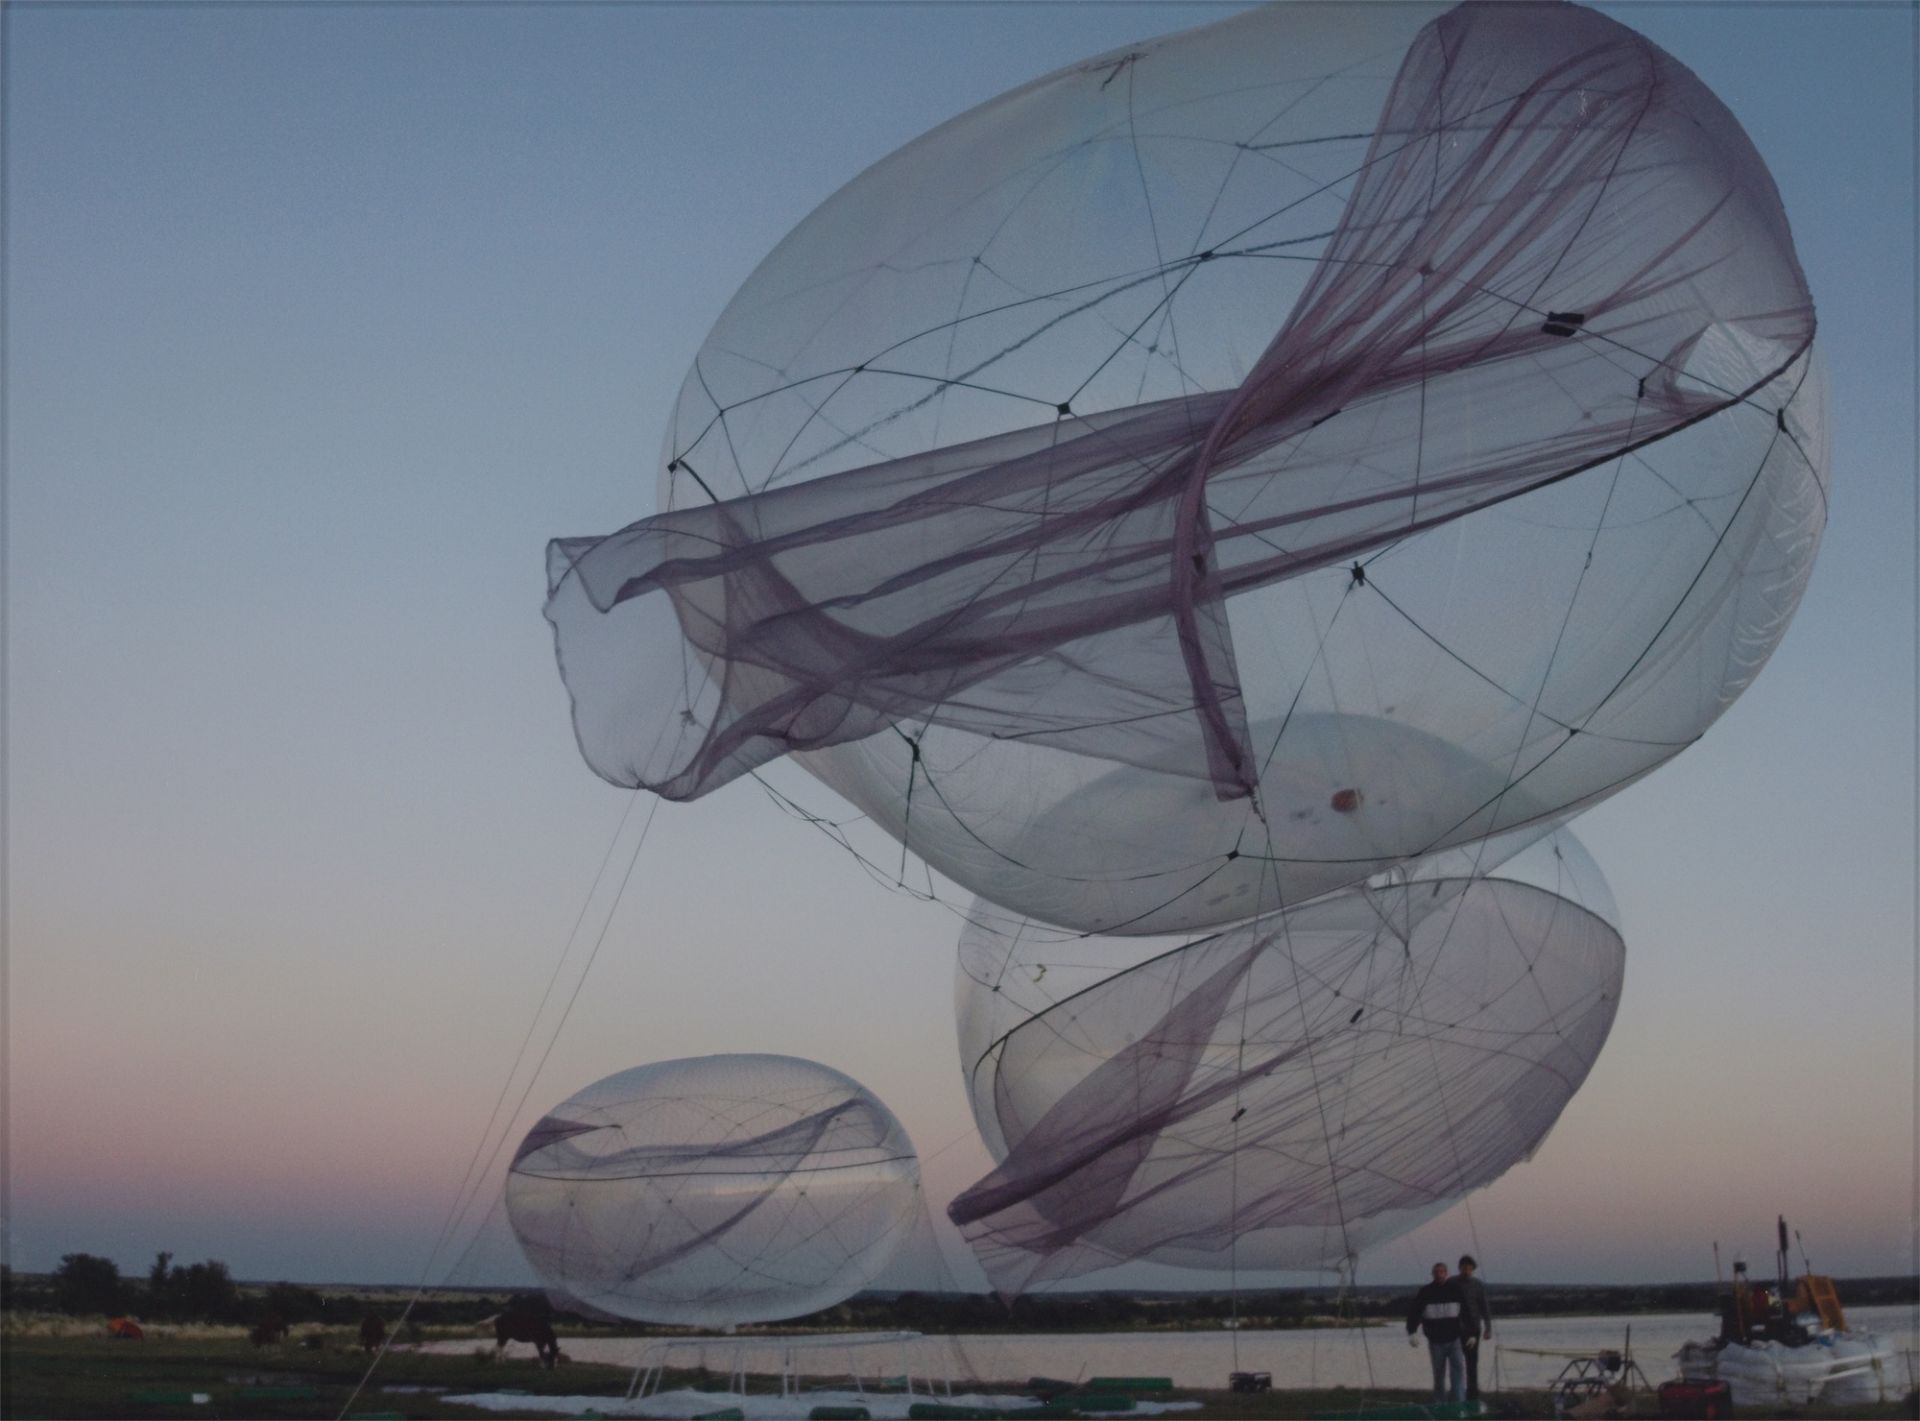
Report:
767,1277,1919,1335
5,1254,253,1324
0,1257,514,1329
8,1255,1913,1334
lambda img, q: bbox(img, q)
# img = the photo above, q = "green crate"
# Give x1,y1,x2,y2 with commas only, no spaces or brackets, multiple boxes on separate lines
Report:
1085,1377,1172,1392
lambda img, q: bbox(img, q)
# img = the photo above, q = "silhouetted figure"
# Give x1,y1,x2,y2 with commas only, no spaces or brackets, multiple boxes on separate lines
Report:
359,1314,388,1353
1459,1254,1494,1405
248,1313,289,1348
493,1299,560,1368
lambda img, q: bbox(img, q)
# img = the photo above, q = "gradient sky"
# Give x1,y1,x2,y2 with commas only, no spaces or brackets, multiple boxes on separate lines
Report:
5,1,1914,1295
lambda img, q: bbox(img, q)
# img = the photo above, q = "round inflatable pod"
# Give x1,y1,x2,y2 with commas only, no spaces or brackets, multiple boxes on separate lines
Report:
506,1054,920,1328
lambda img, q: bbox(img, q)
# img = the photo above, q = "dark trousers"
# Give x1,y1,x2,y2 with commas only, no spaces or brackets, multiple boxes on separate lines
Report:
1464,1335,1482,1400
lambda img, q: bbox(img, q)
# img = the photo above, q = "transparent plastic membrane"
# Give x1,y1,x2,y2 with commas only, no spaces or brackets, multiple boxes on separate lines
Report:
506,1056,921,1327
537,0,1826,1314
547,0,1825,936
951,832,1624,1296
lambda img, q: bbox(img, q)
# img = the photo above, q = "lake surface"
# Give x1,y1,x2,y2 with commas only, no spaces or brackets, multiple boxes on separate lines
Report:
457,1303,1919,1394
932,1306,1918,1393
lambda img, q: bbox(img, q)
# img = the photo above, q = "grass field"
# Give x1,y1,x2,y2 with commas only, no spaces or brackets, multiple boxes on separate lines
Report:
0,1328,1912,1421
2,1328,620,1419
4,1327,1919,1421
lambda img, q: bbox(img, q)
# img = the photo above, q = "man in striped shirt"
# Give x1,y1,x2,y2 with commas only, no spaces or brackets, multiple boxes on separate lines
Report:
1406,1260,1470,1406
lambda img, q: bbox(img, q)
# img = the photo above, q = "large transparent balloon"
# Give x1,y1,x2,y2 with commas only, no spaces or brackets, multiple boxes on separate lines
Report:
505,1055,921,1328
547,0,1826,934
949,832,1624,1297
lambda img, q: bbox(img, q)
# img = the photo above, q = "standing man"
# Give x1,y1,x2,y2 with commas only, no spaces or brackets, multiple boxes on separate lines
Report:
1406,1260,1469,1407
1458,1254,1493,1410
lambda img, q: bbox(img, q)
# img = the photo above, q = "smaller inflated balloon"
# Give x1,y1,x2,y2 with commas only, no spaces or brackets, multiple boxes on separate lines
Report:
506,1055,920,1328
950,832,1623,1297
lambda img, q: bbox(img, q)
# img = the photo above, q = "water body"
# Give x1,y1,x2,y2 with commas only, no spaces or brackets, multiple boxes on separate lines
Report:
464,1304,1918,1394
950,1307,1918,1393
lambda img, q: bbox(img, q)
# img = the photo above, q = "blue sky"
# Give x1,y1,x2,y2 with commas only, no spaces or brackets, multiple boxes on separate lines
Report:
5,1,1914,1292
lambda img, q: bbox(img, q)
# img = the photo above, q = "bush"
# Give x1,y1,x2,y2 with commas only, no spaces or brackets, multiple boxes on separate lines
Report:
51,1254,124,1316
147,1257,241,1322
263,1281,327,1324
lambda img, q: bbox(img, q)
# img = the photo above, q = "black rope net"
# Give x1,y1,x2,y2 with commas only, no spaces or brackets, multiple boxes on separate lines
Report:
506,1055,922,1328
951,829,1623,1298
536,0,1826,1310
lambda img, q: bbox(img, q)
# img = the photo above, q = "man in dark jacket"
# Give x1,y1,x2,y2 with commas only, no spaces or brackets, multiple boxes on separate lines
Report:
1458,1254,1493,1406
1406,1261,1469,1406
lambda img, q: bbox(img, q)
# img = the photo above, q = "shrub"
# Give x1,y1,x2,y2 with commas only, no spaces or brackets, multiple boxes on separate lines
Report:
52,1254,125,1316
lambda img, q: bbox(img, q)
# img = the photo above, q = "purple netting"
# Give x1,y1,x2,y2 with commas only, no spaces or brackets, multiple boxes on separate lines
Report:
505,1055,921,1328
546,0,1824,934
948,832,1624,1298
